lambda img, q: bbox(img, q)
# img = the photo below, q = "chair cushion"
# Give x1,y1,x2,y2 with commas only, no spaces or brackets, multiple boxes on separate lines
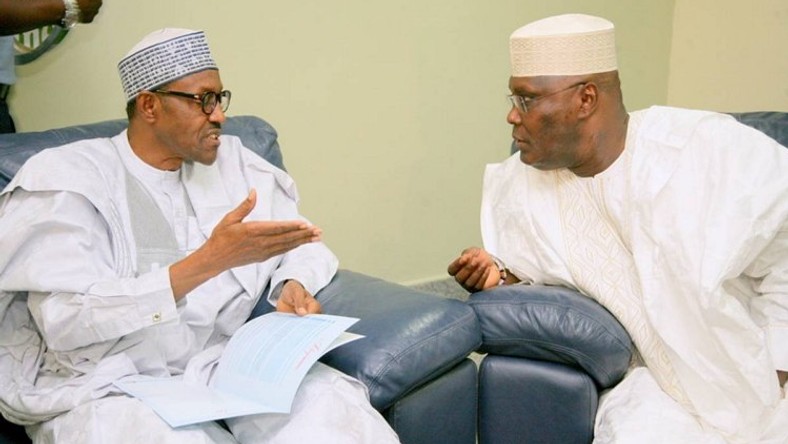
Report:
468,284,632,388
314,270,482,411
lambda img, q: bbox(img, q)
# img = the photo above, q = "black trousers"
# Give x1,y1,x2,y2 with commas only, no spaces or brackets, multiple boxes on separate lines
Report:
0,98,15,134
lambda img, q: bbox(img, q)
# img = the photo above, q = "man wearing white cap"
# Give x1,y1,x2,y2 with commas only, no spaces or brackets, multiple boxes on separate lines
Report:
0,28,399,443
449,13,787,443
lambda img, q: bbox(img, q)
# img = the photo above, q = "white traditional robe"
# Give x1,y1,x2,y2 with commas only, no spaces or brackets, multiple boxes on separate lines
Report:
481,106,788,443
0,131,399,443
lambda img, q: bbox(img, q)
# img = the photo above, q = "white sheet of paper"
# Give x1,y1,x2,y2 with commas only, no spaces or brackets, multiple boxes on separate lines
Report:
114,313,361,427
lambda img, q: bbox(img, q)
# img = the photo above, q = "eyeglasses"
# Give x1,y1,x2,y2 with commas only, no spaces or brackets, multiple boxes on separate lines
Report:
507,82,586,113
153,89,232,115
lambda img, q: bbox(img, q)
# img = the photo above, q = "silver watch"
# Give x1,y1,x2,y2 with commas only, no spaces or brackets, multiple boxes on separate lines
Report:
490,255,508,286
60,0,81,29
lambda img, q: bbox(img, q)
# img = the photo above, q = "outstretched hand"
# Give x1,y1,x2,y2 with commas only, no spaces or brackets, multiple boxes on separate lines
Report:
206,189,322,270
170,189,322,300
447,247,500,292
276,280,321,316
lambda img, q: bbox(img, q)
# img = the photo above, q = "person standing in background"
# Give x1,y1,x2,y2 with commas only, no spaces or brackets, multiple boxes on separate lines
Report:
0,0,103,133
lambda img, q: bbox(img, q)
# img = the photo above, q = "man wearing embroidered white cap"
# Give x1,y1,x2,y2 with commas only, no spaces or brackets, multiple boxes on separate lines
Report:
449,13,788,443
0,28,400,443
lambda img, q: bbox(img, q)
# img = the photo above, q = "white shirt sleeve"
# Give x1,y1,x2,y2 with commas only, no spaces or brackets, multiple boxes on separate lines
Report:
267,241,339,303
0,189,178,352
745,223,788,372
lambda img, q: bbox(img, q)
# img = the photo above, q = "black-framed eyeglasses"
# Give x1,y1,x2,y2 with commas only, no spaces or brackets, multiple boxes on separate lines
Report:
153,89,232,115
507,82,586,113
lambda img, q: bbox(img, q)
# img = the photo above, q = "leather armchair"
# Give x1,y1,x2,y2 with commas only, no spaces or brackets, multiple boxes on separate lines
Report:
471,110,788,444
0,116,483,444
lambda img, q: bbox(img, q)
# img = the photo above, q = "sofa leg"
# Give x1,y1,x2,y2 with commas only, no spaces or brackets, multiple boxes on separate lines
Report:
384,358,478,444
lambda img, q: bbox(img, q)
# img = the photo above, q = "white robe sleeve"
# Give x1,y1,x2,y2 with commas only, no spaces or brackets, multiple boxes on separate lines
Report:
743,222,788,372
232,144,339,304
0,189,178,352
267,242,339,302
630,109,788,438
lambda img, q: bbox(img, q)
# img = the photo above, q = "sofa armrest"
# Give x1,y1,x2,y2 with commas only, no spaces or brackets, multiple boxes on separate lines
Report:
468,284,632,389
251,270,481,411
320,270,481,410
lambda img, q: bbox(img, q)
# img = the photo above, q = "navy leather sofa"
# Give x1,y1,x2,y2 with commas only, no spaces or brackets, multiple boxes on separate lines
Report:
0,116,482,444
469,110,788,444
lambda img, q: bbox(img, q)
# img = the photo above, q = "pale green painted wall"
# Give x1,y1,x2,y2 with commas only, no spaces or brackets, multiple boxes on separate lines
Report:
668,0,788,112
8,1,674,284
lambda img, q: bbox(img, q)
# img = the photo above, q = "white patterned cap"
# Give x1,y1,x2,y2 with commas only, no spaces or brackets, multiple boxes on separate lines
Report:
510,14,617,77
118,28,218,102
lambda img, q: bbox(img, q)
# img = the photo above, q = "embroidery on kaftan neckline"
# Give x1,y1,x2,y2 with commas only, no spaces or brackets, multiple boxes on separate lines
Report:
554,137,691,410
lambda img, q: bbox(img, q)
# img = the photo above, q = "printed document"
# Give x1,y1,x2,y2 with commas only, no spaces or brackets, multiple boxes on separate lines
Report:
115,312,361,427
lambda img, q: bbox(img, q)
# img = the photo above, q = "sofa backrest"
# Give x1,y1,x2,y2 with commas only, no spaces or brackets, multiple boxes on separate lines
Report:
0,115,285,189
729,111,788,147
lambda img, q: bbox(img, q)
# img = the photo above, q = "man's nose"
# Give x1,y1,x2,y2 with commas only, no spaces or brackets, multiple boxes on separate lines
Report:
209,105,227,124
507,106,522,125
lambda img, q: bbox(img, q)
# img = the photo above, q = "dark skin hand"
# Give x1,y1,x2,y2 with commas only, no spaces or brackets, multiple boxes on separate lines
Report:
448,247,519,292
447,247,498,292
170,189,322,301
276,280,321,316
0,0,103,35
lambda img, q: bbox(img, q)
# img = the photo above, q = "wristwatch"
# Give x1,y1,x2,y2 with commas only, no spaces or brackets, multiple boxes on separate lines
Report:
60,0,81,29
490,255,508,286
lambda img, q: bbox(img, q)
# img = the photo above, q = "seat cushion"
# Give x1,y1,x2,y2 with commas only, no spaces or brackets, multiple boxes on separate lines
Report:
251,270,483,411
469,284,632,388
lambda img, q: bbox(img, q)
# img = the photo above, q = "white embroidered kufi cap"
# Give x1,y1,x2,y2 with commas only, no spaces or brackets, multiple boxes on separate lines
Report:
118,28,218,101
509,14,617,77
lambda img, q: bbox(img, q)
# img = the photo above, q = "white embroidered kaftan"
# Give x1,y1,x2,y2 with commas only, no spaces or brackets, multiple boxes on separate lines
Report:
481,106,788,443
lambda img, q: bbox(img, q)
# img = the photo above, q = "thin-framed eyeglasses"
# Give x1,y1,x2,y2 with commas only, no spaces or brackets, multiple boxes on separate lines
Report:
153,89,232,115
507,82,586,113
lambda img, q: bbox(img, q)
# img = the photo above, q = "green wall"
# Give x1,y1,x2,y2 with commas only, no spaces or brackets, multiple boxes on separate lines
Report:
9,1,675,284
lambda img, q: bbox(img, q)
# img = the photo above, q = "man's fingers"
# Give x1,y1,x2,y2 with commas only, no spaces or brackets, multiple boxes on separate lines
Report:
447,257,463,275
245,219,316,237
277,281,321,316
464,263,488,289
292,295,321,316
249,223,321,251
219,189,258,227
305,298,321,315
448,248,481,275
449,247,498,291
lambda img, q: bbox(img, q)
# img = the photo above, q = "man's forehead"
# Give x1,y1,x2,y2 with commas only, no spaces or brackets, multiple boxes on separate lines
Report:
167,69,223,90
509,75,561,92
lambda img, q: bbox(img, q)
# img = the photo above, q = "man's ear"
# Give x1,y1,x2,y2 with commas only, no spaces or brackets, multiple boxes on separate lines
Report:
135,91,159,123
577,82,599,119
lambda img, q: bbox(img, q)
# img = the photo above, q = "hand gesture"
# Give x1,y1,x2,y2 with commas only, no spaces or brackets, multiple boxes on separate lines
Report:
170,189,322,299
276,280,321,316
447,247,500,292
204,189,321,270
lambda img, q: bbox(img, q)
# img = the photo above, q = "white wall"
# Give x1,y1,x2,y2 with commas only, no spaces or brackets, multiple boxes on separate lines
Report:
9,1,675,284
668,0,788,111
